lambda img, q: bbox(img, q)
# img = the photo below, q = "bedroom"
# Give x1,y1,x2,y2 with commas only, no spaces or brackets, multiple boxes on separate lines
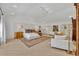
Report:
0,3,77,56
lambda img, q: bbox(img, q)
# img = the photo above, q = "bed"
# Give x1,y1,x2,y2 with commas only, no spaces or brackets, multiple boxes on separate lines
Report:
23,29,40,40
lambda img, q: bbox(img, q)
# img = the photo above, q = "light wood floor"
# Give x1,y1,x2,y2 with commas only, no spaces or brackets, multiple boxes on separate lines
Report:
0,39,73,56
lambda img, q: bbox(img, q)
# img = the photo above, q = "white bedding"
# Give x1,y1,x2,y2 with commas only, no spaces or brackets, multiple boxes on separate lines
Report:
24,33,40,40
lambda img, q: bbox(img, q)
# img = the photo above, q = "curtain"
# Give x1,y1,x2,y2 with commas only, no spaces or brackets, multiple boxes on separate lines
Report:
0,15,6,45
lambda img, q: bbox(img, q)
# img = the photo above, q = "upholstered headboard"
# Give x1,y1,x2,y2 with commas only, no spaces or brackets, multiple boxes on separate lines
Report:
25,29,37,33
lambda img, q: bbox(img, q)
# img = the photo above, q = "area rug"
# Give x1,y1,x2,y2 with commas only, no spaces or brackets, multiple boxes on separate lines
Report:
20,35,49,47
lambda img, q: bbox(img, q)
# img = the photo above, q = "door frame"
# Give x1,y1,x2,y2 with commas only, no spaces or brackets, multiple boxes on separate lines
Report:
74,3,79,56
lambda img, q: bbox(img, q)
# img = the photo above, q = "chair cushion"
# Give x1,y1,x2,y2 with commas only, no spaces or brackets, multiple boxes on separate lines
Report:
55,35,66,40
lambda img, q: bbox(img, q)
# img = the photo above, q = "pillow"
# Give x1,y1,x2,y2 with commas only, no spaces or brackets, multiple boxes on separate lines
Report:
55,35,66,40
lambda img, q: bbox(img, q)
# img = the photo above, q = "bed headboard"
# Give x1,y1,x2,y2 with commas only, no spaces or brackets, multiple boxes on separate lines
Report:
25,29,37,33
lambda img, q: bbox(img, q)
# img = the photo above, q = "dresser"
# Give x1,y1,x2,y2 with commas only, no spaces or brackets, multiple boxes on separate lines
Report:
15,32,23,39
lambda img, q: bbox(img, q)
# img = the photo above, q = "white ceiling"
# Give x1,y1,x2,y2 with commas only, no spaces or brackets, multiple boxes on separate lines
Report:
0,3,76,25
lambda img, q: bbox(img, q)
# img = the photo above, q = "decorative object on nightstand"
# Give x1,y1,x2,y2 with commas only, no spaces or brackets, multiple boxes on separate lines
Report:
38,26,42,36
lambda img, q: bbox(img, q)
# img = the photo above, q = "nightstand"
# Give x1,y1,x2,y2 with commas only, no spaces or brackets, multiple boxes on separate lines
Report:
15,32,23,39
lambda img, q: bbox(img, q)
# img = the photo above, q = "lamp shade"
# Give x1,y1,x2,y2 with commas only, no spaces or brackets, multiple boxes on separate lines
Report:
16,23,23,32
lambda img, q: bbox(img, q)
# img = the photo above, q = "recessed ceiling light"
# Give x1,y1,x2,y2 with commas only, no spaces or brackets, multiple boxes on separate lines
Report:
12,5,17,8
